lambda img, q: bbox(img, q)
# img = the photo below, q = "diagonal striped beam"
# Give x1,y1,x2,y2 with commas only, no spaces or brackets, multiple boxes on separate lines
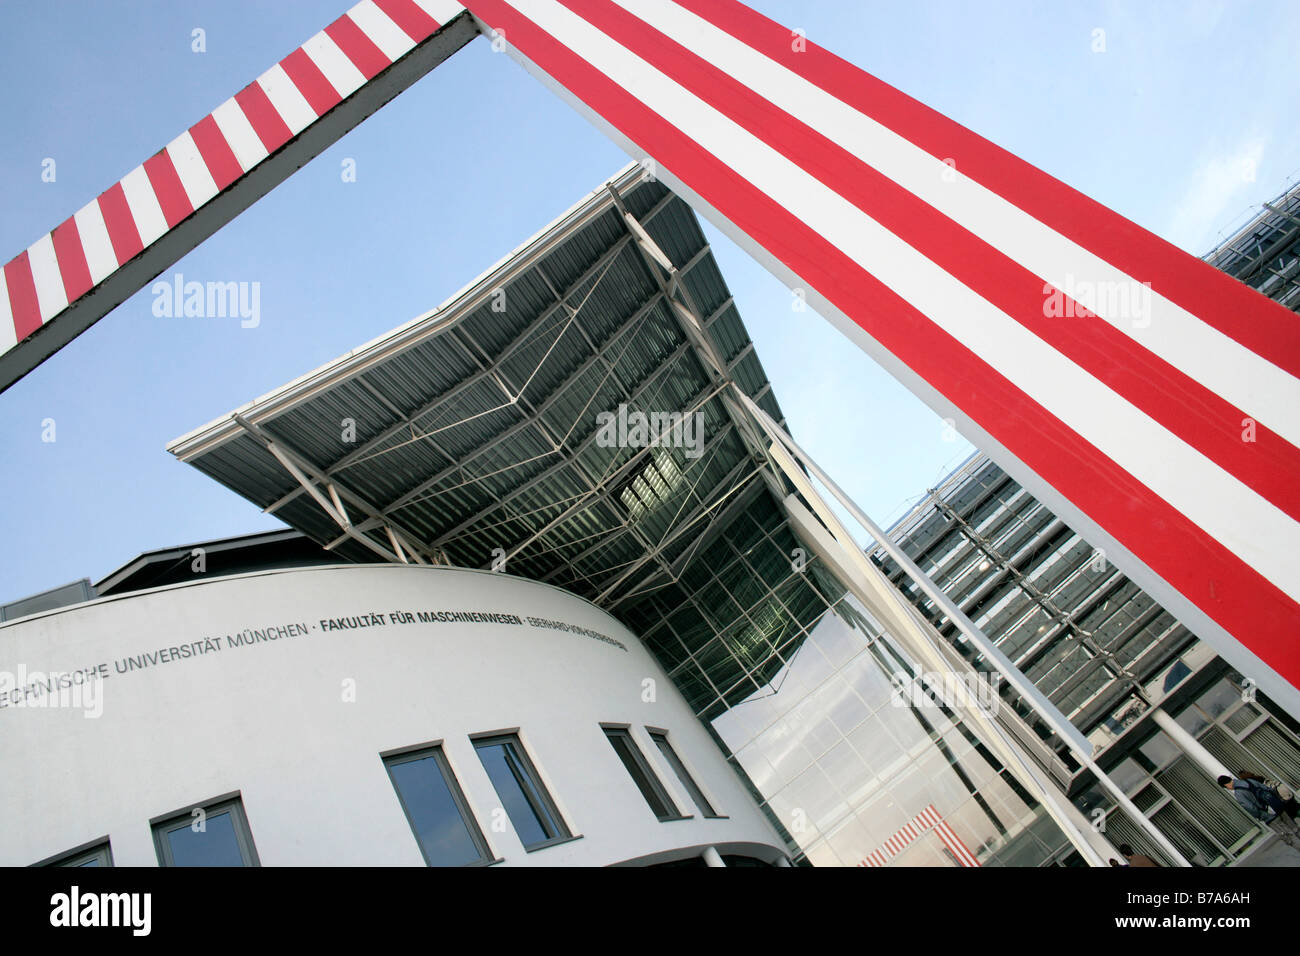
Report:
0,0,476,393
859,804,980,868
457,0,1300,717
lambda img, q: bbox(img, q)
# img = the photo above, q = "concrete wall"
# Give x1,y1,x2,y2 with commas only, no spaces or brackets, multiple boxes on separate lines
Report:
0,564,785,867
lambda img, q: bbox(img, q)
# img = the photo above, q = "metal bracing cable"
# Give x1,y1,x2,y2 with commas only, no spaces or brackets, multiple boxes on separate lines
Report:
737,388,1190,867
341,249,624,471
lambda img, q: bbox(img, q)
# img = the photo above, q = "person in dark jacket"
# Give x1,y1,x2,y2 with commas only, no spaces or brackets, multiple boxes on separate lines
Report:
1219,774,1300,849
1240,771,1300,816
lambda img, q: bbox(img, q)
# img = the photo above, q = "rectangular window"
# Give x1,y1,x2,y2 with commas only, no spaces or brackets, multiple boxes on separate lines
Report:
152,796,259,867
604,726,682,822
649,729,720,818
473,733,571,850
35,841,114,867
384,745,493,867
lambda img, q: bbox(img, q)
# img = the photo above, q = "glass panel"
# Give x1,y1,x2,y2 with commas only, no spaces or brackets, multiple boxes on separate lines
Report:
387,753,485,866
1196,680,1241,719
987,811,1056,867
651,732,718,817
1111,757,1149,796
606,729,678,820
165,811,244,867
474,737,565,847
1138,731,1181,771
1224,704,1262,735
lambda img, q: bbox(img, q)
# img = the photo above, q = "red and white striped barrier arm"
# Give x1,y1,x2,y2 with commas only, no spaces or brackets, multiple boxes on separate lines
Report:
859,804,980,868
457,0,1300,715
0,0,475,392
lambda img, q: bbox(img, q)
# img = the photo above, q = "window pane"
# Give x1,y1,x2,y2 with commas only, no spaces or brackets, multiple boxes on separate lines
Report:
387,753,487,867
166,811,245,867
474,737,566,848
40,843,112,867
651,731,718,817
606,729,678,820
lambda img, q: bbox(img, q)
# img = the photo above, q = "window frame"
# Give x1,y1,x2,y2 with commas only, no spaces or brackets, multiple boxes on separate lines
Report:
382,742,496,867
603,724,686,823
151,794,260,867
471,732,574,852
33,838,114,867
648,728,724,819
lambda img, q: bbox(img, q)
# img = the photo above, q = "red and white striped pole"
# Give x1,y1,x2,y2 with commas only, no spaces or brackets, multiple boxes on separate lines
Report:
0,0,475,392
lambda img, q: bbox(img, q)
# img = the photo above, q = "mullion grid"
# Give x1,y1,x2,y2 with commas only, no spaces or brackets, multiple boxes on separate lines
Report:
657,513,844,721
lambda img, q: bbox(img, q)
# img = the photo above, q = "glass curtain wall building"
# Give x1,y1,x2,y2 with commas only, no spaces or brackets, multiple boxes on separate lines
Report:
620,486,1069,867
1202,178,1300,312
877,451,1300,866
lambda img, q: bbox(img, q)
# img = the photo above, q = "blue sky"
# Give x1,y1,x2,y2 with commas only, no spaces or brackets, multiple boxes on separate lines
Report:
1,0,1297,605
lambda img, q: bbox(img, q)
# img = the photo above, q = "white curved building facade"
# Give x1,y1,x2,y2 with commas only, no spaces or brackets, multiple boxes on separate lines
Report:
0,565,788,867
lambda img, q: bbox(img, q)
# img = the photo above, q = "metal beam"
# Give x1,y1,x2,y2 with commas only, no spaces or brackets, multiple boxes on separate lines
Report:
0,5,478,394
424,293,737,546
233,413,438,567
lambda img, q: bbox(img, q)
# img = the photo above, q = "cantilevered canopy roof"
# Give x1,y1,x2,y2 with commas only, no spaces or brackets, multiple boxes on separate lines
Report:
169,164,789,610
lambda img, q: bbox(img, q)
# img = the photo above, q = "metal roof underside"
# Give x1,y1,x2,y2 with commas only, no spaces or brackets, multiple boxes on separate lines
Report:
169,166,790,619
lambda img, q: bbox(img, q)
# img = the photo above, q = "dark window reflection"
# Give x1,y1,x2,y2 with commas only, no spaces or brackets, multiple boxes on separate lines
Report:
165,811,245,867
606,728,678,820
474,736,568,848
388,754,486,866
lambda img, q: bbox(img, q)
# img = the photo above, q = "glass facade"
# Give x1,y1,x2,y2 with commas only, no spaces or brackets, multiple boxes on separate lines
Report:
875,453,1300,867
621,487,1075,866
1071,671,1300,866
877,456,1195,754
1202,179,1300,311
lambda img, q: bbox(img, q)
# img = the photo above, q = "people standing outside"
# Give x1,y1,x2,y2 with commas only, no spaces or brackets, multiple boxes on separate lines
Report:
1219,773,1300,849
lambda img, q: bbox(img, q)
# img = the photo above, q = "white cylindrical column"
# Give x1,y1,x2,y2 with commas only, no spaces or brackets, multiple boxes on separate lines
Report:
702,846,726,867
1152,708,1232,781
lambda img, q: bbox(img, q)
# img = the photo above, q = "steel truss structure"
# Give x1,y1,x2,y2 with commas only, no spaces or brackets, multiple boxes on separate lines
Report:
1203,179,1300,313
170,166,786,627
